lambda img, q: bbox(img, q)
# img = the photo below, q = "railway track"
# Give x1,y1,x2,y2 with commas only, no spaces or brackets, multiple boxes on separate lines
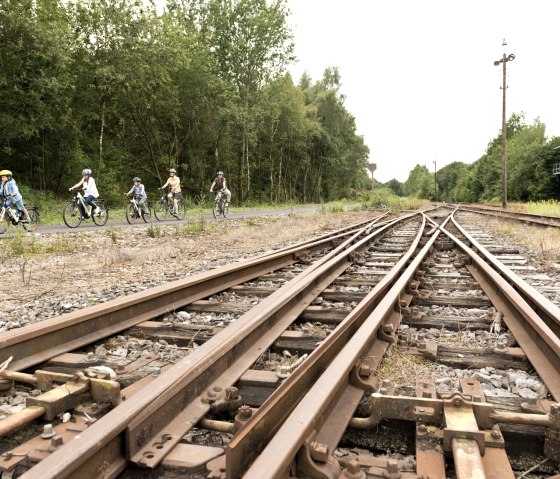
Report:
456,204,560,228
1,207,559,479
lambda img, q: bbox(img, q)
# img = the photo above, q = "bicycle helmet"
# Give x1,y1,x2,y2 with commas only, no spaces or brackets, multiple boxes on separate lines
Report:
82,168,92,176
133,177,141,182
217,171,224,175
0,170,12,177
169,168,176,173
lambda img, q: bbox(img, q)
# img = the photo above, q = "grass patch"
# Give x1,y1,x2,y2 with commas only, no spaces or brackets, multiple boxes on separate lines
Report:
357,188,428,211
509,200,560,217
0,231,77,261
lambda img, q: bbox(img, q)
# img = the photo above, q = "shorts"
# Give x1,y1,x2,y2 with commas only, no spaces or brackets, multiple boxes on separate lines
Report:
6,196,25,211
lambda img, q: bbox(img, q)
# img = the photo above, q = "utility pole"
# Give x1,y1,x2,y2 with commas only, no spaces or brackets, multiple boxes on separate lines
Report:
433,160,437,199
494,39,515,209
368,163,376,190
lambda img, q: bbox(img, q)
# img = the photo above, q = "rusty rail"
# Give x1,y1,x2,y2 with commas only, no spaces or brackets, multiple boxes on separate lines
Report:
1,215,384,372
450,214,560,338
457,204,560,227
241,211,560,479
240,213,446,479
18,213,419,479
226,214,427,478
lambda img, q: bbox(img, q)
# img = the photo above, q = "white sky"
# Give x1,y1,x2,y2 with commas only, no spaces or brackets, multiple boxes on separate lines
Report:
285,0,560,183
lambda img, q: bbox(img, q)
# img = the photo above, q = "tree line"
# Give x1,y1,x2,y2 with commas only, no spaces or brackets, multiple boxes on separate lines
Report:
0,0,369,204
389,113,560,203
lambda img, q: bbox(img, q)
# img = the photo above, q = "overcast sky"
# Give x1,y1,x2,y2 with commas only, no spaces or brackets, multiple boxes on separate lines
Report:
284,0,560,183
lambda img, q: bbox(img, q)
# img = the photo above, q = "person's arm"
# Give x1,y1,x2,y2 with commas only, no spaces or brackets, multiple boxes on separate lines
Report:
69,178,84,190
125,187,133,196
209,180,216,192
222,179,227,191
161,179,169,189
140,185,146,196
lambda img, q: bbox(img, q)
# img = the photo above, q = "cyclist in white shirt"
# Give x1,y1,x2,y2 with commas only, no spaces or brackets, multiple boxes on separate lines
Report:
69,168,100,218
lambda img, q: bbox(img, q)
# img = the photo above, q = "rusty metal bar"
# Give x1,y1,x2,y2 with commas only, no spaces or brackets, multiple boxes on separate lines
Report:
1,218,379,372
19,213,415,479
0,370,38,385
0,405,45,437
452,438,486,479
241,215,449,479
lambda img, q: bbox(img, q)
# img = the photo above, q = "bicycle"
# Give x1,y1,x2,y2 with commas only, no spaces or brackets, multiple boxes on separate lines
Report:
0,198,40,234
153,188,186,221
212,190,228,218
125,196,151,224
63,190,109,228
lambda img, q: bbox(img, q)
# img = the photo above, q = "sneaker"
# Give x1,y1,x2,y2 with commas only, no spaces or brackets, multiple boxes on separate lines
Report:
93,207,101,217
20,219,30,223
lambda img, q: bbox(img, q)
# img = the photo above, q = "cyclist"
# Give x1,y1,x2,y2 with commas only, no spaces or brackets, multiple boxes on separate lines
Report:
209,171,231,206
125,177,148,215
160,168,181,216
0,170,30,222
69,169,100,218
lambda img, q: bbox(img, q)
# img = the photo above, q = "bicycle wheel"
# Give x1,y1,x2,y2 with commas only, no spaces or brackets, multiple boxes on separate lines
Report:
213,200,221,219
93,202,109,226
23,208,39,232
63,201,82,228
142,204,151,223
222,201,228,218
125,203,139,225
154,199,168,221
174,199,186,220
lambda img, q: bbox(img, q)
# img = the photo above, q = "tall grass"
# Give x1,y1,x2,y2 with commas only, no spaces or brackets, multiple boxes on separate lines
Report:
512,200,560,216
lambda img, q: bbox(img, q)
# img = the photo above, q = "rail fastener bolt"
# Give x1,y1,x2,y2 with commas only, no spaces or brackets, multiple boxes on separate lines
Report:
417,424,427,433
358,364,371,378
310,441,329,463
341,459,366,479
383,459,401,479
41,424,56,439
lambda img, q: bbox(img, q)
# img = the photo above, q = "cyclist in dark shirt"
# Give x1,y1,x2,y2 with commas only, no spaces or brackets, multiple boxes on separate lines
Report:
209,171,231,206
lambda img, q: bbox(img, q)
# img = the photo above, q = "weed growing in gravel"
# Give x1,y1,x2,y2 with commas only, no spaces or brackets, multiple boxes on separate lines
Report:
106,227,119,245
146,224,163,238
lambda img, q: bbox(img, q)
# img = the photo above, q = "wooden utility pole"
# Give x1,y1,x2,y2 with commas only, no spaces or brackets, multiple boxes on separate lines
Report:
494,40,515,209
368,163,377,190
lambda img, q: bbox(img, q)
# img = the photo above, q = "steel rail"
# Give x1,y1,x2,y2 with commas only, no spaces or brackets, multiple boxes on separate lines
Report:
226,214,426,478
1,216,384,372
457,205,560,227
450,214,560,338
19,213,418,479
435,217,560,400
242,213,448,479
244,211,560,479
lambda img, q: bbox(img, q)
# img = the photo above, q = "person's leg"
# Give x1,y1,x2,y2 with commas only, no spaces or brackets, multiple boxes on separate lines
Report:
138,198,147,214
224,189,231,203
13,198,29,220
84,195,98,215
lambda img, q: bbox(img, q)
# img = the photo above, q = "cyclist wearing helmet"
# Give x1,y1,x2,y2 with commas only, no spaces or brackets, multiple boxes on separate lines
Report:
209,170,231,206
160,168,181,215
69,168,100,218
0,170,30,222
125,177,148,214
